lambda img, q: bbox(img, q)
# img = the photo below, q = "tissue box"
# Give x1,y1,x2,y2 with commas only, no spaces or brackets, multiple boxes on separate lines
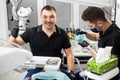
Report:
87,57,118,74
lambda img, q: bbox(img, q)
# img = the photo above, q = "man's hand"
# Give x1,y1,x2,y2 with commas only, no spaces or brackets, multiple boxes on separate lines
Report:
74,34,86,43
75,29,86,35
11,26,19,38
74,34,90,48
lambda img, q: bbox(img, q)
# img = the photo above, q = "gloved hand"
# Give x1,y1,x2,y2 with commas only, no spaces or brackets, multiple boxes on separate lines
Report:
78,40,90,47
74,34,86,44
74,34,90,48
67,70,77,80
11,26,19,38
75,29,86,35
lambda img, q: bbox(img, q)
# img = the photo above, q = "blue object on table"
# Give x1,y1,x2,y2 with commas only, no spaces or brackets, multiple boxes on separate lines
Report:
74,34,87,44
31,70,70,80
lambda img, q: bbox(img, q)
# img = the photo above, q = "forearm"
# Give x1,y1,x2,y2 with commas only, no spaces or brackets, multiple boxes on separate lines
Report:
8,36,17,43
66,54,76,79
67,55,74,70
86,31,99,41
8,36,24,46
87,45,97,59
8,36,20,47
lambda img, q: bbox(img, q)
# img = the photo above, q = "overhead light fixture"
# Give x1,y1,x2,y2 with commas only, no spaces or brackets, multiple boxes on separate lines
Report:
52,0,115,7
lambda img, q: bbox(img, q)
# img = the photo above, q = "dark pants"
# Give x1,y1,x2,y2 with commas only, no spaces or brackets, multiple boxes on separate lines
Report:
110,74,119,80
74,71,85,80
24,68,43,80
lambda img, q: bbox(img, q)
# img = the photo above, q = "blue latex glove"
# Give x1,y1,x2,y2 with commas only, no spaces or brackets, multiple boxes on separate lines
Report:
74,34,86,44
74,34,90,47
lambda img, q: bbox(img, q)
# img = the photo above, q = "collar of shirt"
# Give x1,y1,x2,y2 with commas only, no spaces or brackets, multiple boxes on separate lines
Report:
37,25,61,35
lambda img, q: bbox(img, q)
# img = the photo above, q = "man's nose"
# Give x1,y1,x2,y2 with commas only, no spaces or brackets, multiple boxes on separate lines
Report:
46,18,50,22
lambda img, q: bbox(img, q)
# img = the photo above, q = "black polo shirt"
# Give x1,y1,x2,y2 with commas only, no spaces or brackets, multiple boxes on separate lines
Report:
111,30,120,69
20,25,71,58
111,30,120,56
98,23,120,48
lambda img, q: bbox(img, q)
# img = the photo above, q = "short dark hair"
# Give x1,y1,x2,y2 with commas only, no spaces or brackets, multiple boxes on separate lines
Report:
82,6,107,23
41,5,56,14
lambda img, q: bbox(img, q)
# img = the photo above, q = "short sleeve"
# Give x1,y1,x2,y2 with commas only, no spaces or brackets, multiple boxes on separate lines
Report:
20,29,32,43
61,29,71,49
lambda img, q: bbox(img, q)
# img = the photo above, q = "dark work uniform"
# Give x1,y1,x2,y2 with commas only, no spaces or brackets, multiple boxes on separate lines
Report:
21,25,71,58
98,23,120,48
111,30,120,69
21,25,71,80
98,23,120,80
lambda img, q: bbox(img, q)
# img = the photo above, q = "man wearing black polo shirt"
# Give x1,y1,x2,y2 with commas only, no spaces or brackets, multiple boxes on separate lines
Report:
9,5,75,80
75,6,120,80
111,30,120,70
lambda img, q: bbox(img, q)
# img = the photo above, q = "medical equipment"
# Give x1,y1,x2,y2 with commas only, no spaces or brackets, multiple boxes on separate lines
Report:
16,56,61,72
0,39,32,75
0,39,61,75
10,0,32,30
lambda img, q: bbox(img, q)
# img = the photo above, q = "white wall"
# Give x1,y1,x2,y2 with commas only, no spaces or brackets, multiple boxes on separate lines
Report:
116,0,120,27
37,0,46,25
0,0,9,40
73,3,79,29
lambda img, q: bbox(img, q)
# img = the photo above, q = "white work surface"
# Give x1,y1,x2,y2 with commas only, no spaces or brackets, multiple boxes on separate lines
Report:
70,39,92,57
63,40,92,64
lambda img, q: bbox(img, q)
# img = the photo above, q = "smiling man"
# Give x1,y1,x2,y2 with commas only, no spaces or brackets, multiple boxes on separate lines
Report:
9,5,75,80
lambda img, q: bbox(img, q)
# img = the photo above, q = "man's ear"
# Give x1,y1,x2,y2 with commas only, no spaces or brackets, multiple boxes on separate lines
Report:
97,21,102,27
